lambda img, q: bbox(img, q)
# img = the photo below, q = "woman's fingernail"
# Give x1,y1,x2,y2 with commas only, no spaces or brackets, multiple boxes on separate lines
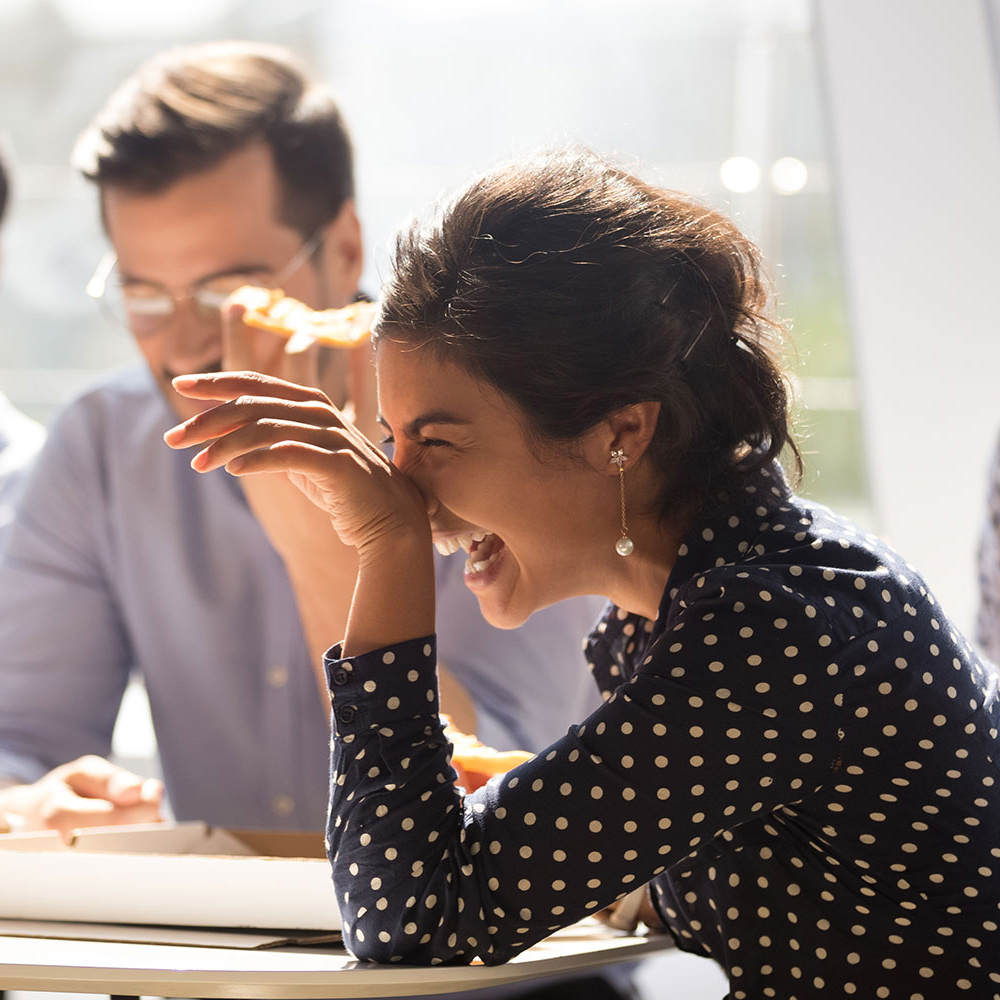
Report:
190,448,210,471
226,457,245,474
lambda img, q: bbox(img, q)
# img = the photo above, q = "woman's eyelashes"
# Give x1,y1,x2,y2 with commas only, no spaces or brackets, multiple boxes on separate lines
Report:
378,434,453,450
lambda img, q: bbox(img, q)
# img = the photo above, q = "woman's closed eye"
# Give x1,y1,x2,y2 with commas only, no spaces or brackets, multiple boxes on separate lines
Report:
380,434,453,450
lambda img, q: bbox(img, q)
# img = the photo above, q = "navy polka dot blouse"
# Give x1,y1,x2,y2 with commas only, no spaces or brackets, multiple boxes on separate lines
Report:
325,465,1000,998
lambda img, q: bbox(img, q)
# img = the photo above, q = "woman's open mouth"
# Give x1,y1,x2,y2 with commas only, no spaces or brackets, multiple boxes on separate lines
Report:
433,531,506,577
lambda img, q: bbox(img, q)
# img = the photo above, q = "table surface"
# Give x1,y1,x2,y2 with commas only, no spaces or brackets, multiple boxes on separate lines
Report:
0,920,673,998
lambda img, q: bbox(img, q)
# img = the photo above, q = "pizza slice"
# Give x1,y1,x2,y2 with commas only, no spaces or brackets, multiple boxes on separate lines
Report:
441,714,533,792
230,285,375,349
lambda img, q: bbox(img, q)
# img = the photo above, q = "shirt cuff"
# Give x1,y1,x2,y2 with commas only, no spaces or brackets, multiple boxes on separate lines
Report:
324,635,439,736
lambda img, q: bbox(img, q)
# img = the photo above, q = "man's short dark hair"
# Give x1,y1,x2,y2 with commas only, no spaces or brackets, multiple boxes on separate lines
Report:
72,40,354,237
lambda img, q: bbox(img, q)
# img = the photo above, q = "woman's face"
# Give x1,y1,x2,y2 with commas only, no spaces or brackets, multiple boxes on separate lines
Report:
376,338,612,628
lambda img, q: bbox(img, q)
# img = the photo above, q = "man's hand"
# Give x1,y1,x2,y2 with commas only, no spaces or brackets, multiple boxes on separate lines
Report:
214,301,377,703
221,296,378,440
220,296,342,558
594,885,667,934
0,755,163,843
219,298,377,576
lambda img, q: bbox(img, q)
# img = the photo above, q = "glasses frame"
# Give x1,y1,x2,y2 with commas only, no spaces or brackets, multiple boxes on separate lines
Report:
86,227,326,338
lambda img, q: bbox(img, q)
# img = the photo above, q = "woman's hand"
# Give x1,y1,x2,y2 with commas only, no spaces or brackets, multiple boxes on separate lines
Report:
163,371,429,557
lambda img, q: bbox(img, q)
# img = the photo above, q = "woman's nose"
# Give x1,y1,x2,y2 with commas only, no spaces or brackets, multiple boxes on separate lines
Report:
390,442,439,519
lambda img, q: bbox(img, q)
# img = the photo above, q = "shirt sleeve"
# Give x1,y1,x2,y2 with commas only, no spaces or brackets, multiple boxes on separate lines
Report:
324,571,843,967
0,403,45,542
0,401,132,784
977,435,1000,666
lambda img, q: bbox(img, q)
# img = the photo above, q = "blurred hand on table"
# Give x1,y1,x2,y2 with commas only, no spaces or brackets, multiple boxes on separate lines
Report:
0,755,163,843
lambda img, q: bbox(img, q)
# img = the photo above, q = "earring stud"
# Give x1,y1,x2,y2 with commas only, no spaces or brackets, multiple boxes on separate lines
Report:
610,448,634,557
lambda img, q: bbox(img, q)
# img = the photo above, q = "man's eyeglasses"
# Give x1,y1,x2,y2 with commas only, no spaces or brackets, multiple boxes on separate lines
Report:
86,228,325,339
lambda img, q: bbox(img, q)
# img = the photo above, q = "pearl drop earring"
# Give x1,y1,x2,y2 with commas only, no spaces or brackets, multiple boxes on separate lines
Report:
610,448,634,556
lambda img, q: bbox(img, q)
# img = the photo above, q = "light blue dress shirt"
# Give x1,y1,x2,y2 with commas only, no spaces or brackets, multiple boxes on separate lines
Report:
0,367,604,829
0,390,44,539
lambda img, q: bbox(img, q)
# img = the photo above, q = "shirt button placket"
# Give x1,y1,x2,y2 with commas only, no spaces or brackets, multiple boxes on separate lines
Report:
271,794,295,818
262,654,295,827
267,665,289,689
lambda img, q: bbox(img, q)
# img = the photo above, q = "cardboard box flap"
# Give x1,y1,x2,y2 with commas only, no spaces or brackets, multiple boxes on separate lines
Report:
227,828,327,859
0,822,324,858
0,822,339,931
0,918,339,950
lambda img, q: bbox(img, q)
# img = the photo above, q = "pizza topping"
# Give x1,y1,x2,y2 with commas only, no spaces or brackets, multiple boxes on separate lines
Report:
441,714,533,792
229,285,375,348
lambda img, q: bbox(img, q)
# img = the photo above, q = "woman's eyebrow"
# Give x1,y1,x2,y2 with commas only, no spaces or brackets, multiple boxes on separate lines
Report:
402,412,471,437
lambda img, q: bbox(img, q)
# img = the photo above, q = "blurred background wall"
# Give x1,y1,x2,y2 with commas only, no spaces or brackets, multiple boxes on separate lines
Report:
0,0,864,496
818,0,1000,639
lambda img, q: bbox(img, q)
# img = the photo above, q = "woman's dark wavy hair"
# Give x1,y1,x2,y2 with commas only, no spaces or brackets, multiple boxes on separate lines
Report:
375,149,800,522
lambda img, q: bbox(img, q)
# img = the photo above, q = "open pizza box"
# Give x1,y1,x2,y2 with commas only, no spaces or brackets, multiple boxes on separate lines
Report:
0,821,340,949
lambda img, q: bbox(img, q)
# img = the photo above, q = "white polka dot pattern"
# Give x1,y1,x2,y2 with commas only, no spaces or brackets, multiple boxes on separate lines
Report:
325,465,1000,996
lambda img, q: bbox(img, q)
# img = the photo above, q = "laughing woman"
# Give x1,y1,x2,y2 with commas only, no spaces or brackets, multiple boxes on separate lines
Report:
166,150,1000,999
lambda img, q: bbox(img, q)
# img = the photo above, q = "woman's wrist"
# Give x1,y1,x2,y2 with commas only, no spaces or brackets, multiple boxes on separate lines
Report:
344,524,435,658
355,517,432,569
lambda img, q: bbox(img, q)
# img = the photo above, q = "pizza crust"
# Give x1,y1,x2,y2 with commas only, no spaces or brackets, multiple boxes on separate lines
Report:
230,285,375,348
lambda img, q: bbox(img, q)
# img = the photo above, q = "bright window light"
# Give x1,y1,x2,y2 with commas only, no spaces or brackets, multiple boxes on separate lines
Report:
770,156,809,194
51,0,239,38
719,155,762,193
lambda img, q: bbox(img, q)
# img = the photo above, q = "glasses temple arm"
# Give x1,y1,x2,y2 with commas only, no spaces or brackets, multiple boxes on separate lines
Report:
86,251,118,299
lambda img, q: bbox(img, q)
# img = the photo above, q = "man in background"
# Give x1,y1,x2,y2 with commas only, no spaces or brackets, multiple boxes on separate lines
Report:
0,147,45,536
0,42,602,836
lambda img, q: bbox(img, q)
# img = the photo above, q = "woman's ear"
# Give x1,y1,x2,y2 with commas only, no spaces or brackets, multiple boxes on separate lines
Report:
586,402,661,475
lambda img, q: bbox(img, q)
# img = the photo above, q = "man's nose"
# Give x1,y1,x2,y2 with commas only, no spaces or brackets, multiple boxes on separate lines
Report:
157,301,222,371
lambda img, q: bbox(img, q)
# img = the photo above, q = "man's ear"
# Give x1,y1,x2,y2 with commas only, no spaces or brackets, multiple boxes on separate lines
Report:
586,402,662,475
319,199,364,306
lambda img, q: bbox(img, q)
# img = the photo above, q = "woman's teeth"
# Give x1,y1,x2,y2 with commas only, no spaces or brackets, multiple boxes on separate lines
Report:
433,530,489,557
464,544,502,576
432,531,502,575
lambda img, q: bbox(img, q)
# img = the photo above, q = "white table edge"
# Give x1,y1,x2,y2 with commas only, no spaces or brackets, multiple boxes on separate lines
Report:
0,928,673,998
